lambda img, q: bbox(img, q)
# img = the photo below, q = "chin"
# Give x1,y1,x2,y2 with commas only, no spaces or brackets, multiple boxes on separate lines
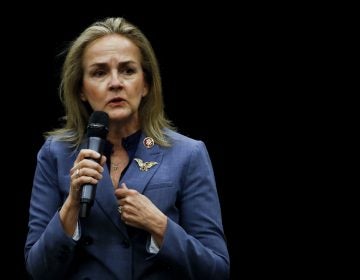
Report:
108,110,131,121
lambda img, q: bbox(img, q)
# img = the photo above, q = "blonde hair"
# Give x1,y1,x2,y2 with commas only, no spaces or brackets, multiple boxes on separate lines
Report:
47,17,175,147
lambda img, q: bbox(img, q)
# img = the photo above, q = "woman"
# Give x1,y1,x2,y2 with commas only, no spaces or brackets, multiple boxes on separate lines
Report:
25,17,229,279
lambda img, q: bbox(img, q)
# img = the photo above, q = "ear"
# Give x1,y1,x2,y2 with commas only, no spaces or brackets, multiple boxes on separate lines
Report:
80,91,87,101
142,84,149,97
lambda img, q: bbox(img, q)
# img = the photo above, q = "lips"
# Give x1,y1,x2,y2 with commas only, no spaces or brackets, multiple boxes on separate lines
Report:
108,97,126,106
108,97,125,104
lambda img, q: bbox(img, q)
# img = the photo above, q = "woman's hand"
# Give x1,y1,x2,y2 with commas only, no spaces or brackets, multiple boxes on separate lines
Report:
69,149,106,204
59,149,106,237
115,183,167,246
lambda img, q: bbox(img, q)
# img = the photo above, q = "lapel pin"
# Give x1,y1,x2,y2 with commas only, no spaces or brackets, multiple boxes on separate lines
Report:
134,158,158,171
143,136,154,148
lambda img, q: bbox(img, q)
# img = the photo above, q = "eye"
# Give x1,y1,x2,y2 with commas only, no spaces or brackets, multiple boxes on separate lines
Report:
123,67,136,75
92,70,106,77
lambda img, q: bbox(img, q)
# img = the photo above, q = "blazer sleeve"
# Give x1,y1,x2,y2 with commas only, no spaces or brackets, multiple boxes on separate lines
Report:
24,138,77,280
154,140,230,279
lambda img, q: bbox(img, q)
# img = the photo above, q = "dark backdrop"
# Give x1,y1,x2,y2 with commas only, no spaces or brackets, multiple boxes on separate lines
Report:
7,4,324,279
9,7,250,279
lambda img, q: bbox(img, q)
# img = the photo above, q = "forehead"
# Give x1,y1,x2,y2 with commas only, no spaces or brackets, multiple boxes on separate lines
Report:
83,34,141,62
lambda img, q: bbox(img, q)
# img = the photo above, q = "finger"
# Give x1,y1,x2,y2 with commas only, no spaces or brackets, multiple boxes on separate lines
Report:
72,168,81,179
120,183,138,194
70,164,80,174
71,159,104,175
76,175,98,186
72,149,101,167
114,185,137,199
81,159,104,173
114,188,127,199
100,155,107,166
79,149,101,160
70,168,80,181
114,183,128,198
78,167,103,180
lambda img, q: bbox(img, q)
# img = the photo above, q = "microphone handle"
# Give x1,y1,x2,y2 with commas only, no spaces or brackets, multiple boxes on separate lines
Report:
79,137,105,218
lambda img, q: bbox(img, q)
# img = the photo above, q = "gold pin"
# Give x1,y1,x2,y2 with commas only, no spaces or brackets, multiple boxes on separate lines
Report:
134,158,158,171
143,137,154,148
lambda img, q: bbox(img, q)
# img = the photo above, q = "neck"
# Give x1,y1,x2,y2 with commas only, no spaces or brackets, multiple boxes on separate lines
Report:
107,124,140,147
110,146,129,172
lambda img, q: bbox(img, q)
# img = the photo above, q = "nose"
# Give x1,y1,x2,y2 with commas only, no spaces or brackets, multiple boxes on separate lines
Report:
109,71,123,90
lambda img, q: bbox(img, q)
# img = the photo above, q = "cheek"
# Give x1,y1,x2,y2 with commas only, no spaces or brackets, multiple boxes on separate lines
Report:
130,84,146,101
82,83,104,101
81,91,104,111
134,92,145,106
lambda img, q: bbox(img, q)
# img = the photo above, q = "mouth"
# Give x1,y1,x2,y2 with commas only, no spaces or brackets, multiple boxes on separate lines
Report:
108,97,126,105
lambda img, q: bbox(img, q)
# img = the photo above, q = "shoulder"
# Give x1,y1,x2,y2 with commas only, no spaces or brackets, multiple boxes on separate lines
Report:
165,129,200,145
38,136,75,158
162,130,213,169
164,129,208,152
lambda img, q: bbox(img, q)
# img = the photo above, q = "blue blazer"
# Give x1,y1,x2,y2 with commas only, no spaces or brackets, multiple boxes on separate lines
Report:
25,130,229,279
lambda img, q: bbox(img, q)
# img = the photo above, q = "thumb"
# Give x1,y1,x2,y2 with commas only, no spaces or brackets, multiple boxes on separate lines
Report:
120,182,138,195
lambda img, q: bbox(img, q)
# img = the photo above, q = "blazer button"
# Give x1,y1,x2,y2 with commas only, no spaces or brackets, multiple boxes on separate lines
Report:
122,239,130,248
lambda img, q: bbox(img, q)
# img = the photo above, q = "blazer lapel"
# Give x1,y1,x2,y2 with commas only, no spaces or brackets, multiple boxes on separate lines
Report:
120,134,163,194
94,165,129,238
79,140,127,237
92,133,163,237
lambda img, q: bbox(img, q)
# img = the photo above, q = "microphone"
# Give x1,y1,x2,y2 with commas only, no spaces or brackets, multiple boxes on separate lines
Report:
80,111,109,218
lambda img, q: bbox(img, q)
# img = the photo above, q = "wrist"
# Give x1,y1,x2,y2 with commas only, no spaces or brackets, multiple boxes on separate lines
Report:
149,214,167,246
59,197,80,236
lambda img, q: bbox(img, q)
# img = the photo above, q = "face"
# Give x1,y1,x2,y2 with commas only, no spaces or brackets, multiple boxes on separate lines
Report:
81,34,148,125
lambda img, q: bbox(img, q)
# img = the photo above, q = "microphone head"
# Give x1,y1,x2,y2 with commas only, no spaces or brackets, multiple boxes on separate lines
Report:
86,111,109,139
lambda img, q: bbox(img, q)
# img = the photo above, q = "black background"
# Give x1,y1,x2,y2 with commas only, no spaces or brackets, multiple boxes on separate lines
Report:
9,7,245,279
7,3,305,279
